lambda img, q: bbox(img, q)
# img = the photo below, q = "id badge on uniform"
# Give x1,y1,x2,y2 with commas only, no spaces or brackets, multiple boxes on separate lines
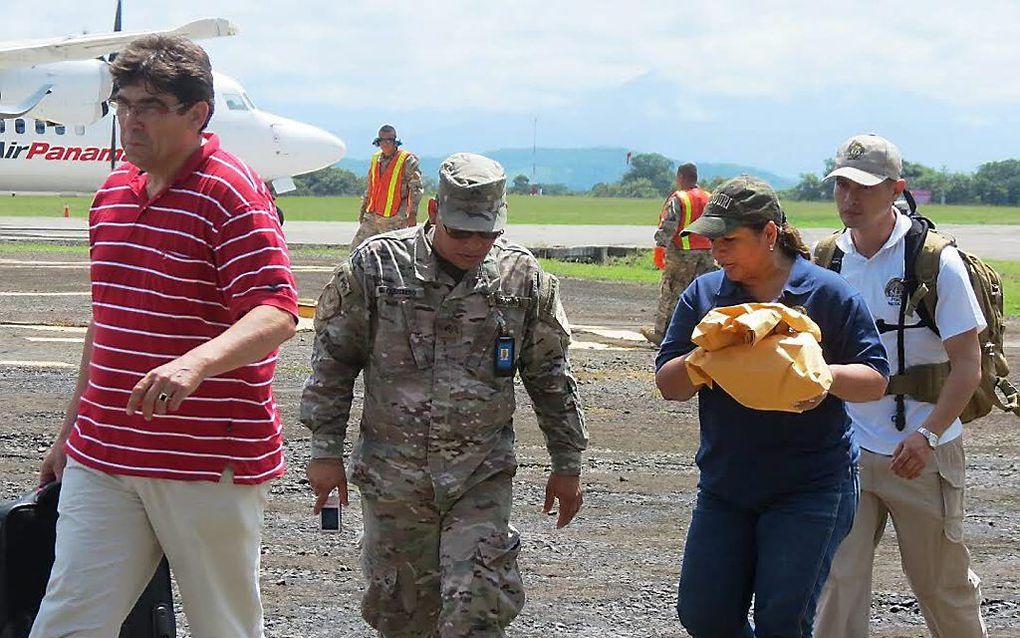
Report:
495,335,515,377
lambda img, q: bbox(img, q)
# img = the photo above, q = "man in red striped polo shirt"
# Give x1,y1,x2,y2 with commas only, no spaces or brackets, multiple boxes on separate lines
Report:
31,35,298,638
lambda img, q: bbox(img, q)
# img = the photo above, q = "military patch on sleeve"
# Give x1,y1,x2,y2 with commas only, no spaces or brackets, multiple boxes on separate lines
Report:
336,270,352,297
315,283,341,324
538,272,571,336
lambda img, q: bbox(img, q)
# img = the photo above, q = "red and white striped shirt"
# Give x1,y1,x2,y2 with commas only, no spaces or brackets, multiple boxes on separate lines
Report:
66,133,298,484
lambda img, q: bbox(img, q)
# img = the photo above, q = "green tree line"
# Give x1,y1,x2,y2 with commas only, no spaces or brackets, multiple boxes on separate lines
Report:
286,154,695,199
590,153,726,198
787,159,1020,205
285,154,1020,205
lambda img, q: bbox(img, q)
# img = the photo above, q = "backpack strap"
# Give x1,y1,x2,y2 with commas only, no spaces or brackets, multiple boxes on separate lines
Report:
903,189,918,214
886,212,956,427
901,216,929,320
995,377,1020,416
891,213,939,430
906,218,954,336
812,231,844,273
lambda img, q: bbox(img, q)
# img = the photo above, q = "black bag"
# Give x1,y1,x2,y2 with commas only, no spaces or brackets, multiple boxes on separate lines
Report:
0,482,176,638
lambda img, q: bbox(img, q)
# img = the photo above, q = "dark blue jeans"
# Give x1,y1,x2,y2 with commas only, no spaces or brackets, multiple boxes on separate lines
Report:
676,469,859,638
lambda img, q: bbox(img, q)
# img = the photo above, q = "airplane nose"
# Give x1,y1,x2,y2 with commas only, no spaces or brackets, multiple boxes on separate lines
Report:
270,119,346,174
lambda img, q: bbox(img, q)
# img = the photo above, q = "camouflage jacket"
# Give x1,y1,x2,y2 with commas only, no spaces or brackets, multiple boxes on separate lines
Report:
300,225,587,504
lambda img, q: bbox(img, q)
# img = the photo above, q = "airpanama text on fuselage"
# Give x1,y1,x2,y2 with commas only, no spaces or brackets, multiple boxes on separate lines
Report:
0,141,124,162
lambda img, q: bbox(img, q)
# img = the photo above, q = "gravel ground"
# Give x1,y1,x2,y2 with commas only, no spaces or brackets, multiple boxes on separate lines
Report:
1,249,1018,637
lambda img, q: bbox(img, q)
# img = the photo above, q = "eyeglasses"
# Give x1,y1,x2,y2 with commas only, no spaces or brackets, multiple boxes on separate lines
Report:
442,223,503,241
110,97,188,120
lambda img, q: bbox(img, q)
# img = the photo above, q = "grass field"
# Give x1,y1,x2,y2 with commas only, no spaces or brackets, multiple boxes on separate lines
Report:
989,260,1020,318
4,194,1020,227
2,240,1017,317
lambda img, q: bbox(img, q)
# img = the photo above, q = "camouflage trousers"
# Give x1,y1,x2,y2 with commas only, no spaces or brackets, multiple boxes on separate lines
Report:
653,248,717,342
360,472,525,638
351,212,412,251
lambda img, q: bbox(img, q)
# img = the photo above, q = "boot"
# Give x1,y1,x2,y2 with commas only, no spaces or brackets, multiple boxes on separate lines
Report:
640,327,661,346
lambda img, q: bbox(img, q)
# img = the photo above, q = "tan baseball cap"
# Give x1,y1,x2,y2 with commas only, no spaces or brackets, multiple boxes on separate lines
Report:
824,133,902,186
436,153,508,232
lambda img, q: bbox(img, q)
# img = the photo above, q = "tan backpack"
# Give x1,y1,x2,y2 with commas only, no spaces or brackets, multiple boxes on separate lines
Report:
814,198,1019,425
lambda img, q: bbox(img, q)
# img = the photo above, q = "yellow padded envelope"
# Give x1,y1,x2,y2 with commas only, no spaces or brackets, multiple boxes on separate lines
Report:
685,303,833,413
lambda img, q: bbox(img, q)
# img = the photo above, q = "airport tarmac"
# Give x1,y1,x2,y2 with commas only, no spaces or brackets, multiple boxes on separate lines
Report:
1,216,1018,260
1,245,1019,637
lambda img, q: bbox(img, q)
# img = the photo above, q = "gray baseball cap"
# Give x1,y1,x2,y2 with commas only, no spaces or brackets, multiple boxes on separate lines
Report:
682,175,785,239
436,153,508,232
824,133,903,186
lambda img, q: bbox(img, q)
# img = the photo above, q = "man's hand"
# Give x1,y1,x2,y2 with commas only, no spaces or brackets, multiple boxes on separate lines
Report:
307,458,348,514
39,439,68,487
543,473,583,528
126,356,206,421
407,213,417,228
890,432,933,480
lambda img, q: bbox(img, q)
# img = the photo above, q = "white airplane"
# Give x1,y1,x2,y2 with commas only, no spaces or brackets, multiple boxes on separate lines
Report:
0,12,346,195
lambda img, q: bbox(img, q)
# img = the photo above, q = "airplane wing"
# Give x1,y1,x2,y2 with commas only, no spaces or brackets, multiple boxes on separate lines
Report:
0,18,237,68
0,84,53,118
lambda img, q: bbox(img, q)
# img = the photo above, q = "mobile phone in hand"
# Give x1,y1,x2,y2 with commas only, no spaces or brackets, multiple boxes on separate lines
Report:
321,491,341,532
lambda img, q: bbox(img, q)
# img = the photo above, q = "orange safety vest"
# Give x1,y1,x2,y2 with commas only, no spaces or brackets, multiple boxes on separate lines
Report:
658,186,711,250
365,150,410,217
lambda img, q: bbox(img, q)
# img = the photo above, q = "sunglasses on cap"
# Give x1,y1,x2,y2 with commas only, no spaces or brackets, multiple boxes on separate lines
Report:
441,222,503,241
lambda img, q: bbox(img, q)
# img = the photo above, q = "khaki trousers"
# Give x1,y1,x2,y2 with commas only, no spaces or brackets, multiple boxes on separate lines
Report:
654,247,716,341
30,458,271,638
815,437,986,638
351,211,411,251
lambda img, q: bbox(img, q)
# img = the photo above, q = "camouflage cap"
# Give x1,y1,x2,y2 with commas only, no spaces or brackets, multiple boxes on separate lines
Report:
824,133,902,186
682,175,785,239
436,152,508,232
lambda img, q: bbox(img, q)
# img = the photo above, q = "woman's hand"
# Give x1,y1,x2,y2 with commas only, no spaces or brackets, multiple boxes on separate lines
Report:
794,390,828,412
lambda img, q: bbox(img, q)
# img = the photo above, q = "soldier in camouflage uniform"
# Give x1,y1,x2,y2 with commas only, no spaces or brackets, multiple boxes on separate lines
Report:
641,163,717,346
301,152,588,637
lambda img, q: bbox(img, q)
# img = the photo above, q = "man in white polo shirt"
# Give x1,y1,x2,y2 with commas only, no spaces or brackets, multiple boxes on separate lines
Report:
814,134,987,637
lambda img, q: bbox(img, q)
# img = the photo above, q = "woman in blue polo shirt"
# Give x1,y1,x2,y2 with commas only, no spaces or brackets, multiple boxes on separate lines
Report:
655,176,889,638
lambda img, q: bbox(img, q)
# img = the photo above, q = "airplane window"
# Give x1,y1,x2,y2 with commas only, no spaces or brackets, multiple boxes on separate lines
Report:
224,94,249,111
15,119,25,134
0,120,4,133
35,120,46,134
55,124,66,135
74,125,85,135
242,92,257,110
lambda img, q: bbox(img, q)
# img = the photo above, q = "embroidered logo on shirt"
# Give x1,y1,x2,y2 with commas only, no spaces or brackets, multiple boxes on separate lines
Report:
884,277,905,306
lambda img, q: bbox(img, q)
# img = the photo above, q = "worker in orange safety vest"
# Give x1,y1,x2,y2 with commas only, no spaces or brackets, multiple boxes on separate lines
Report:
350,124,423,250
642,162,716,345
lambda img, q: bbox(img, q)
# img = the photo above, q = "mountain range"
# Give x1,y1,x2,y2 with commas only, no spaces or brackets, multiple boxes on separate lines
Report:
337,147,797,192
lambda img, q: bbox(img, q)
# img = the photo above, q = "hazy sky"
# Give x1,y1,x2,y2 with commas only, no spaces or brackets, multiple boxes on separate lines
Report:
25,1,1020,177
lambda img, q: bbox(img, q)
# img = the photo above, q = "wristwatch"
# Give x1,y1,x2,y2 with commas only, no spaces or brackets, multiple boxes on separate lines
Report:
916,427,940,449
